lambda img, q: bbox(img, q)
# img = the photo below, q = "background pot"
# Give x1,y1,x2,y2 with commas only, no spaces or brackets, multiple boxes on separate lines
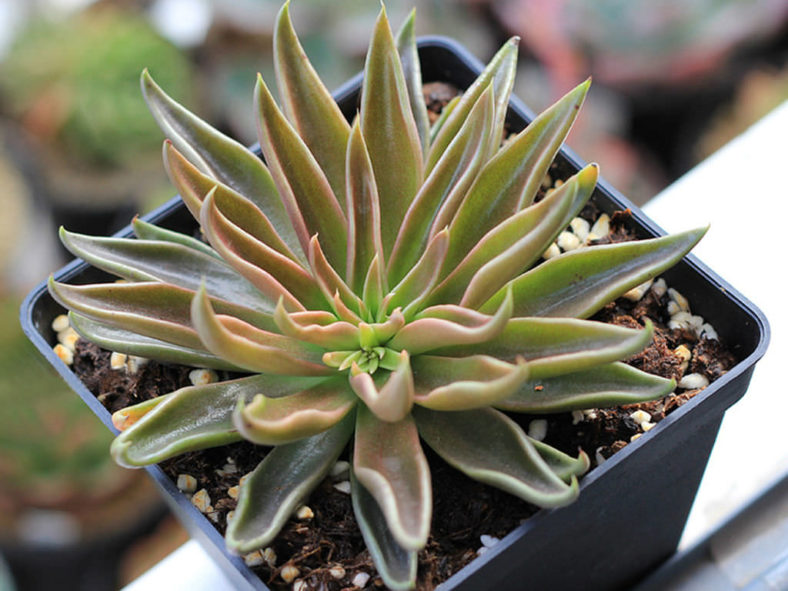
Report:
20,37,769,590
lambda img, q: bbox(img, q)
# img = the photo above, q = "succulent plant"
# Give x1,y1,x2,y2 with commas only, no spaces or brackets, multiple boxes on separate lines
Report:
48,3,705,588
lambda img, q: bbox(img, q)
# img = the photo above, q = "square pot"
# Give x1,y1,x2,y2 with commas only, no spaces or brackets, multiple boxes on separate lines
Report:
21,37,769,590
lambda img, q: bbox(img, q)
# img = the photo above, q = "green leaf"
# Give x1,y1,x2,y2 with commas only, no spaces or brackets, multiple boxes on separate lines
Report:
234,377,356,445
495,362,676,413
360,5,424,257
345,120,384,295
395,8,430,157
433,317,655,380
412,354,530,411
351,470,417,591
110,374,301,466
349,351,413,422
141,70,301,258
444,80,590,271
274,298,359,350
274,1,351,205
530,440,590,483
132,216,220,260
354,405,431,550
255,74,348,271
226,410,354,553
307,236,364,318
362,255,385,322
414,406,578,507
481,227,708,318
191,285,330,376
69,312,243,371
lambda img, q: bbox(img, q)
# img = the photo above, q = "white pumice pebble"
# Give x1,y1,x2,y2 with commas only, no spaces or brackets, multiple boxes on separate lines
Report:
668,311,694,331
191,489,211,513
583,409,598,420
476,546,489,556
651,278,667,297
688,315,704,332
569,217,590,242
630,433,642,442
177,474,197,493
51,314,70,333
189,368,218,386
541,174,553,190
330,460,350,479
333,480,351,494
554,179,564,188
110,352,128,370
590,213,610,238
58,328,80,352
329,565,346,579
220,462,238,475
679,373,709,390
262,547,277,567
542,242,561,260
623,279,653,302
125,355,148,374
280,565,300,584
674,345,691,362
480,535,500,548
629,410,651,427
667,301,682,316
700,323,719,340
53,344,74,365
295,505,314,520
571,410,585,425
527,419,548,441
557,231,581,252
243,550,265,567
227,486,239,500
226,510,235,523
595,447,607,465
351,572,370,588
668,288,690,312
292,580,309,591
207,509,220,523
642,421,656,432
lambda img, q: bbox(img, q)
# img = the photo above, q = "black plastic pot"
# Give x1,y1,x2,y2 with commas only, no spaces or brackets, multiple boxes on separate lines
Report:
21,37,769,590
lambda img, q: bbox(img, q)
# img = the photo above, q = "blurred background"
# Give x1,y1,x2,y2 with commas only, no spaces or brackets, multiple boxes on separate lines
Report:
0,0,785,589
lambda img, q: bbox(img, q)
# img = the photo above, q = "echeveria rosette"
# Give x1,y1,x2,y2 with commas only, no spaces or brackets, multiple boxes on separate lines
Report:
48,4,706,589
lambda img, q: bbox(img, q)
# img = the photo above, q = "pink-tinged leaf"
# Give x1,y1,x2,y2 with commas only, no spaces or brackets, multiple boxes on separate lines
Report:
141,71,301,258
255,75,347,270
369,309,405,345
495,362,675,413
480,227,708,318
111,374,305,466
429,95,460,145
360,5,424,257
191,285,331,376
426,37,518,174
388,87,493,284
132,216,219,260
226,411,354,553
163,141,305,264
395,8,430,157
354,405,431,550
362,255,385,321
444,80,590,271
412,354,529,411
200,189,325,312
414,406,579,507
234,378,357,445
388,289,513,355
274,298,359,350
332,291,364,324
70,313,244,371
308,236,364,318
58,227,273,317
346,120,384,294
434,317,656,380
386,229,449,319
349,351,414,422
274,1,351,204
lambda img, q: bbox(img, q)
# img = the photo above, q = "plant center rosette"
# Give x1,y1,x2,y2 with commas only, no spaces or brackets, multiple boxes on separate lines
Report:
47,3,706,589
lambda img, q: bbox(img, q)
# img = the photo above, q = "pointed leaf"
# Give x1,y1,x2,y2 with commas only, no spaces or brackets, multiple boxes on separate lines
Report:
395,8,430,156
255,74,347,270
362,255,385,321
429,95,460,145
132,216,219,259
414,406,578,507
351,470,417,591
274,298,359,350
481,227,708,318
530,440,590,483
444,80,590,270
226,410,354,553
386,229,449,319
234,378,356,445
349,351,413,422
110,374,307,466
495,362,676,413
274,1,351,203
354,405,431,550
388,288,512,355
308,235,364,317
191,285,330,376
345,120,384,294
412,354,530,411
112,397,166,432
360,5,424,256
141,70,301,258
